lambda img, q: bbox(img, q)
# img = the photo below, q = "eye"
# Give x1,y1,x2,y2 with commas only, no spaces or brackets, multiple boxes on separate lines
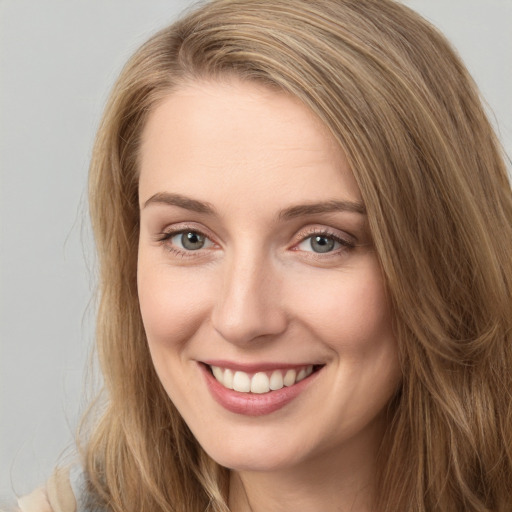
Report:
296,232,353,254
170,231,214,251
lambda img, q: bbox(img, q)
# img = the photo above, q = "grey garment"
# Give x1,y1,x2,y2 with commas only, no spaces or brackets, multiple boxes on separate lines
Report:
0,465,103,512
69,466,104,512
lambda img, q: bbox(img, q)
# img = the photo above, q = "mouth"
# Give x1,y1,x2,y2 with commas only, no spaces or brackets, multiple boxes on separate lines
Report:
200,362,324,416
207,364,321,394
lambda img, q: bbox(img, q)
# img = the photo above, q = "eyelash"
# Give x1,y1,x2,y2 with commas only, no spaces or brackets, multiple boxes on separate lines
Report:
294,228,356,256
155,226,356,258
155,225,214,259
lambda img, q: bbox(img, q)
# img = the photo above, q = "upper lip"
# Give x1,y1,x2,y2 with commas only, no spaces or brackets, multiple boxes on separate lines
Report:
201,359,323,373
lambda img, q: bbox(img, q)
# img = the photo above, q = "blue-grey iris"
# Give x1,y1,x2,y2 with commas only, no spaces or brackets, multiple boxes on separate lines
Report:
182,232,206,250
311,235,335,253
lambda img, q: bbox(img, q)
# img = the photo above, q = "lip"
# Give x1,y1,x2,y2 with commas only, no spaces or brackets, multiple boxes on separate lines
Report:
199,362,322,416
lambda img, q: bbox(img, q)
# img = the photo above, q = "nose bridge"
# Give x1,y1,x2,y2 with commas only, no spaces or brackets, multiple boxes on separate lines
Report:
212,243,287,345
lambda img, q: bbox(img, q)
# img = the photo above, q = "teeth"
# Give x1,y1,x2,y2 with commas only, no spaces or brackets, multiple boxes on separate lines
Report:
233,371,251,392
269,370,284,390
210,365,314,394
296,368,306,382
251,372,270,394
224,368,234,389
283,369,296,387
212,366,223,382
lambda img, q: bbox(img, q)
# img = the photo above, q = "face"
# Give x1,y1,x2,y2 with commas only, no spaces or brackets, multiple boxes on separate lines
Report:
137,79,400,473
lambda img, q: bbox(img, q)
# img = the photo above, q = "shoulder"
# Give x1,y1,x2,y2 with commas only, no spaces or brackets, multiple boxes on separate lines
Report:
16,466,95,512
16,487,52,512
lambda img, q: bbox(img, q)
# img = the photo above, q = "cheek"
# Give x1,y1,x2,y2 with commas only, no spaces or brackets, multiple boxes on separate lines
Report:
290,263,393,349
137,257,210,356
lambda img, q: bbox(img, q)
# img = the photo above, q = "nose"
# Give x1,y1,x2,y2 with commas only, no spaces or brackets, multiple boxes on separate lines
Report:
211,251,288,346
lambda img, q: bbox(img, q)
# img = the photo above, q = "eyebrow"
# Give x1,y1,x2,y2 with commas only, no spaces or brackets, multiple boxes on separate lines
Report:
143,192,366,218
143,192,215,213
279,199,366,219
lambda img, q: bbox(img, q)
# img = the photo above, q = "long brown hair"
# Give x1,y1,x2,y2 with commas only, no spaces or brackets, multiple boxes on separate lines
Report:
83,0,512,510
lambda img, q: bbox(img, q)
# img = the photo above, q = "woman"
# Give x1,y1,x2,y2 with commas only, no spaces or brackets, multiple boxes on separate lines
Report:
16,0,512,510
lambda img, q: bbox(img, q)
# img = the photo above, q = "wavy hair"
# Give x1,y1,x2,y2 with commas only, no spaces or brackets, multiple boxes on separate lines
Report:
83,0,512,510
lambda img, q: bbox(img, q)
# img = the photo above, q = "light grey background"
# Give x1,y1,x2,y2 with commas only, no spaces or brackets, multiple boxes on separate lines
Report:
1,0,511,501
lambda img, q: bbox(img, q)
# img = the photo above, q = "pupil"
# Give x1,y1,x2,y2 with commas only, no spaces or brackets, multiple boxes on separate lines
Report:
182,232,205,250
311,235,334,253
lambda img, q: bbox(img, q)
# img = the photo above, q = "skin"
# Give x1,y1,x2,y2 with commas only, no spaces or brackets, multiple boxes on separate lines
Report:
137,78,401,511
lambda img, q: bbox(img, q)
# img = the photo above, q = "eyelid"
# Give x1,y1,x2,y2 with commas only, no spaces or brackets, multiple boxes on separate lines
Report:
156,222,215,241
292,225,356,247
153,222,358,259
288,225,358,261
154,222,220,255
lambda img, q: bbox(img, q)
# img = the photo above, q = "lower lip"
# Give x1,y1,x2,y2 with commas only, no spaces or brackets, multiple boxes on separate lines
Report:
200,363,321,416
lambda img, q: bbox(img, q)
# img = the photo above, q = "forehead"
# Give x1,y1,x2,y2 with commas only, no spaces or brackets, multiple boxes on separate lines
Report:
138,79,361,210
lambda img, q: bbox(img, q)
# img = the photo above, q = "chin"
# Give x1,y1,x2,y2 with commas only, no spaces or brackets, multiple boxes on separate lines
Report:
198,428,312,473
211,450,300,473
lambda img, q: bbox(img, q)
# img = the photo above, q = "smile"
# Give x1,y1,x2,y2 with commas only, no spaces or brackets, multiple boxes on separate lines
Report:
201,361,324,416
210,365,314,394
